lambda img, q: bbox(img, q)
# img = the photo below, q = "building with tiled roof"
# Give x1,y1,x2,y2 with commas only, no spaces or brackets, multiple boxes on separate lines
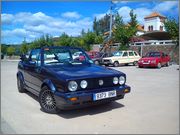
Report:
144,12,166,32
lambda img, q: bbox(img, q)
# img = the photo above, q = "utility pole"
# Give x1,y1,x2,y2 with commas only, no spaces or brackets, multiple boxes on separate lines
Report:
109,1,113,39
109,1,113,54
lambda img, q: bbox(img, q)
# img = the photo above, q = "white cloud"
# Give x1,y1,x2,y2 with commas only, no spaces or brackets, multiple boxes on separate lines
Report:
61,12,81,19
117,6,131,23
153,1,178,13
94,13,106,20
1,14,14,24
1,12,92,44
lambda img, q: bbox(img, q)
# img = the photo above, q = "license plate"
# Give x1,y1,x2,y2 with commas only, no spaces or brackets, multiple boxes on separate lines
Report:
143,62,149,64
93,90,117,101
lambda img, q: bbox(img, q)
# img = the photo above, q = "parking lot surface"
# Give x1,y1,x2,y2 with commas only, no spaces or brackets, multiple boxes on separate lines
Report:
1,61,179,134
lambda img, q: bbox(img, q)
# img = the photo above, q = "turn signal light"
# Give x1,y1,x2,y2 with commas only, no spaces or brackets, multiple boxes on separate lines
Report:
124,89,129,93
69,97,78,101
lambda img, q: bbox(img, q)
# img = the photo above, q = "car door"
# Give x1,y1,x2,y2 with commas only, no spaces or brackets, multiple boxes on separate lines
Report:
23,49,42,93
128,51,135,63
121,51,128,64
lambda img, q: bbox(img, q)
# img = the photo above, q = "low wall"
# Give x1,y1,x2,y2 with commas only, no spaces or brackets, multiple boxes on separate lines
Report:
129,44,179,64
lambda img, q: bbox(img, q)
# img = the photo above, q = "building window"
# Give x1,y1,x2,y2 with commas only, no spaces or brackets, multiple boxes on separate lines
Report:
151,26,153,31
148,26,151,31
160,26,163,31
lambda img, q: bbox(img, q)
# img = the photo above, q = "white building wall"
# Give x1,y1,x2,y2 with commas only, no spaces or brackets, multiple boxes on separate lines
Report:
144,17,165,32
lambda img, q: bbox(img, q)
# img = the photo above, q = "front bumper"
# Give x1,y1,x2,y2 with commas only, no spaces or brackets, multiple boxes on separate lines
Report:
138,62,157,67
54,85,130,110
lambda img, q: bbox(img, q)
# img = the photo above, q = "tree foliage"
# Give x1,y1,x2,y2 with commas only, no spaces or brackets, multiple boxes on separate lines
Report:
114,10,138,50
93,14,110,35
20,40,28,54
164,18,179,45
7,46,15,56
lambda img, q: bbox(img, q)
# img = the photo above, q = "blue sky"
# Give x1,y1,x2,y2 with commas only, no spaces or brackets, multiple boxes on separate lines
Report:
1,1,179,44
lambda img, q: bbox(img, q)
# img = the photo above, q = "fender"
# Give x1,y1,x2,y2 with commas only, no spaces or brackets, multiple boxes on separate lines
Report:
41,79,56,93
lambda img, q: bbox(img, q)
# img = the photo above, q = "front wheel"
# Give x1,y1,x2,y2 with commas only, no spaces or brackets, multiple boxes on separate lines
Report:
157,62,161,68
94,60,99,65
39,86,57,114
17,76,26,93
113,61,119,67
166,62,170,67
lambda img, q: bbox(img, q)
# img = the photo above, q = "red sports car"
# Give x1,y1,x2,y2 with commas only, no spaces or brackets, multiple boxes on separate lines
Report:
138,51,170,68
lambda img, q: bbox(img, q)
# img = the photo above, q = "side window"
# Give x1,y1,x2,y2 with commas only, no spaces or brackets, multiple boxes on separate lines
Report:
122,52,128,57
134,51,138,56
129,51,134,56
29,49,41,66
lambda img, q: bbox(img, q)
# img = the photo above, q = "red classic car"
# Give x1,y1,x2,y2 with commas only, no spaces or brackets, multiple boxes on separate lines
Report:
138,51,170,68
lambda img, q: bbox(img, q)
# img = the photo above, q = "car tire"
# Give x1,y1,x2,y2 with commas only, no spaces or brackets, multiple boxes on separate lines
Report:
39,86,57,114
157,62,161,68
17,76,26,93
113,61,119,67
166,62,170,67
94,60,99,65
133,61,138,66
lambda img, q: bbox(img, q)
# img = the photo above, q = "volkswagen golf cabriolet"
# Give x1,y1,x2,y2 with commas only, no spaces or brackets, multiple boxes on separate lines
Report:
17,46,131,113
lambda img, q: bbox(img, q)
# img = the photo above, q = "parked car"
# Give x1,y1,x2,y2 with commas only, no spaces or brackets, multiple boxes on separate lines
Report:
86,51,99,59
17,46,131,113
92,52,111,65
102,50,141,67
138,51,170,68
1,53,4,59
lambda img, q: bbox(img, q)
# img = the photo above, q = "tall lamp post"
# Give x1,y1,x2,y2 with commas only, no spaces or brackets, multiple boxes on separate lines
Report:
109,0,118,53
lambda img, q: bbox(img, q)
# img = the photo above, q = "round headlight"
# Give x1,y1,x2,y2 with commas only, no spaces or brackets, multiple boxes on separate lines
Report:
68,81,78,91
113,77,119,85
119,76,125,85
99,80,104,86
80,80,88,89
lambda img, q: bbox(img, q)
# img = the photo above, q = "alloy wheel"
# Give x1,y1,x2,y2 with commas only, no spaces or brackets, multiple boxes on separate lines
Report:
40,90,56,112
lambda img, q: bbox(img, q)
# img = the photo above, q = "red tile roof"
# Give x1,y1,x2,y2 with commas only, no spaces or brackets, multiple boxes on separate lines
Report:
144,12,166,19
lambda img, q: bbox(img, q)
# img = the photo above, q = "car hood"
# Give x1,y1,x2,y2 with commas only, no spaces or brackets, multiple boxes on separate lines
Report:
48,64,124,81
140,57,159,61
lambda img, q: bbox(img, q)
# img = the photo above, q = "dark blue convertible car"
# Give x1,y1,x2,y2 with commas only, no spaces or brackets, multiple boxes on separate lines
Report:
17,46,131,113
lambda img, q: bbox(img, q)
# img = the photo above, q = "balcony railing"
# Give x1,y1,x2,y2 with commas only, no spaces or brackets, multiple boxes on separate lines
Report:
130,40,176,46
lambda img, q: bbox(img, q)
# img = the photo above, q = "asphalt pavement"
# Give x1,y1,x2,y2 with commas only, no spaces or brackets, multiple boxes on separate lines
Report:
1,61,179,134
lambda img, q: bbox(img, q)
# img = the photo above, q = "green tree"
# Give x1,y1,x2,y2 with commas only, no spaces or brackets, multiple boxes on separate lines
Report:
1,44,8,55
114,11,138,50
95,35,103,44
128,9,138,35
58,33,72,46
20,40,28,54
164,18,179,45
7,46,15,56
93,14,110,35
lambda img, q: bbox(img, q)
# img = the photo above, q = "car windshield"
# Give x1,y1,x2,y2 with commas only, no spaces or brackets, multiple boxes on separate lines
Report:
146,52,161,57
43,47,93,66
112,51,123,56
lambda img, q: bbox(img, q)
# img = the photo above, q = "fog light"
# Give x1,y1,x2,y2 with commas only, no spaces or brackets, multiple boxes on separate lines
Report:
69,97,78,101
124,89,129,93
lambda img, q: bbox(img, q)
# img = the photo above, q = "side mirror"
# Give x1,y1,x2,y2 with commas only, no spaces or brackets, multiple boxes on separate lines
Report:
20,54,27,61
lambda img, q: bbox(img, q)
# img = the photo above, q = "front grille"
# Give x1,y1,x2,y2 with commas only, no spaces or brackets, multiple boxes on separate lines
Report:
77,76,119,91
